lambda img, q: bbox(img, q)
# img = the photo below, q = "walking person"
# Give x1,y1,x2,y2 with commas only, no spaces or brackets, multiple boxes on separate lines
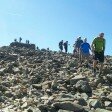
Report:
74,37,83,61
59,40,63,52
63,41,69,53
26,40,28,44
73,44,77,56
80,38,91,66
91,33,106,76
75,37,83,53
19,37,22,43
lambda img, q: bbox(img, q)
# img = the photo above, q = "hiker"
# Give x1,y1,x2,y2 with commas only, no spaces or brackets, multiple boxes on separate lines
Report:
27,40,29,44
37,46,39,50
59,40,63,52
63,41,69,53
14,38,17,42
75,37,83,53
26,40,29,44
26,40,28,44
91,33,105,76
80,38,91,66
47,47,49,51
19,37,22,43
73,44,77,56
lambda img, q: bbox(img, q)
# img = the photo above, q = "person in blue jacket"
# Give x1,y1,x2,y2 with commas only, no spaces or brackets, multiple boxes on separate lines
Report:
80,38,91,65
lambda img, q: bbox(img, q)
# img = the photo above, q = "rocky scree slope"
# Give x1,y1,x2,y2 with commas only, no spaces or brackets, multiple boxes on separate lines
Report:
0,46,112,112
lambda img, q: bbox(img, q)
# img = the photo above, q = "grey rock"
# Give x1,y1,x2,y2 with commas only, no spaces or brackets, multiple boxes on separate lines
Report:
38,104,56,112
21,102,28,109
0,96,6,102
30,75,42,84
68,61,78,68
10,42,36,50
1,81,11,87
106,107,112,111
77,98,87,106
56,93,75,102
106,74,112,83
0,91,3,96
75,80,92,93
5,91,14,98
13,67,20,73
89,99,103,109
26,107,40,112
53,101,85,112
32,84,42,90
0,68,6,75
93,78,105,87
95,108,112,112
107,93,112,101
70,75,86,85
0,85,7,92
81,93,89,101
58,110,73,112
105,101,112,107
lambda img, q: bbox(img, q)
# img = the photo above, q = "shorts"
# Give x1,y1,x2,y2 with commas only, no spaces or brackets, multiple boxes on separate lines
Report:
81,52,90,59
93,51,104,62
82,52,90,58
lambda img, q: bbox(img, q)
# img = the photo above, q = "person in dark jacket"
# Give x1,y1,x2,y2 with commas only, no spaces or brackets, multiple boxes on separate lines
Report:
75,37,83,53
59,40,63,52
19,37,22,43
64,41,69,53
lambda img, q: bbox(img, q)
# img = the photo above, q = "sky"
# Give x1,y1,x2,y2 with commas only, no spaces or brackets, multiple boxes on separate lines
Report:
0,0,112,55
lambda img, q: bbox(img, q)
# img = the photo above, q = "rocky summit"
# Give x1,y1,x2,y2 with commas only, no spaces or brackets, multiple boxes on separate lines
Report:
0,44,112,112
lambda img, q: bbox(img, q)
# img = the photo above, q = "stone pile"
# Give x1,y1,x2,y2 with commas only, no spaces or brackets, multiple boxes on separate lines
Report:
10,42,36,50
0,46,112,112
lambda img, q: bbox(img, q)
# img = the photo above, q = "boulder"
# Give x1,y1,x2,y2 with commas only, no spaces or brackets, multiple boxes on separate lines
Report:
70,75,86,85
106,74,112,83
89,99,103,109
75,80,92,93
95,108,112,112
10,42,36,50
53,101,85,112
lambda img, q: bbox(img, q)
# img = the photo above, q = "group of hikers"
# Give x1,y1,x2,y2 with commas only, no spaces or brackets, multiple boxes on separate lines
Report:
59,40,69,53
59,32,105,76
14,37,30,44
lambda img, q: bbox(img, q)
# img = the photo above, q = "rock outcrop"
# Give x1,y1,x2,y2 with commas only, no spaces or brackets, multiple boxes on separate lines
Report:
10,42,36,50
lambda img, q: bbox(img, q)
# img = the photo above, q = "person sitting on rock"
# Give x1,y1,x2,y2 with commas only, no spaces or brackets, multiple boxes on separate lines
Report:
80,38,91,66
59,40,63,52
